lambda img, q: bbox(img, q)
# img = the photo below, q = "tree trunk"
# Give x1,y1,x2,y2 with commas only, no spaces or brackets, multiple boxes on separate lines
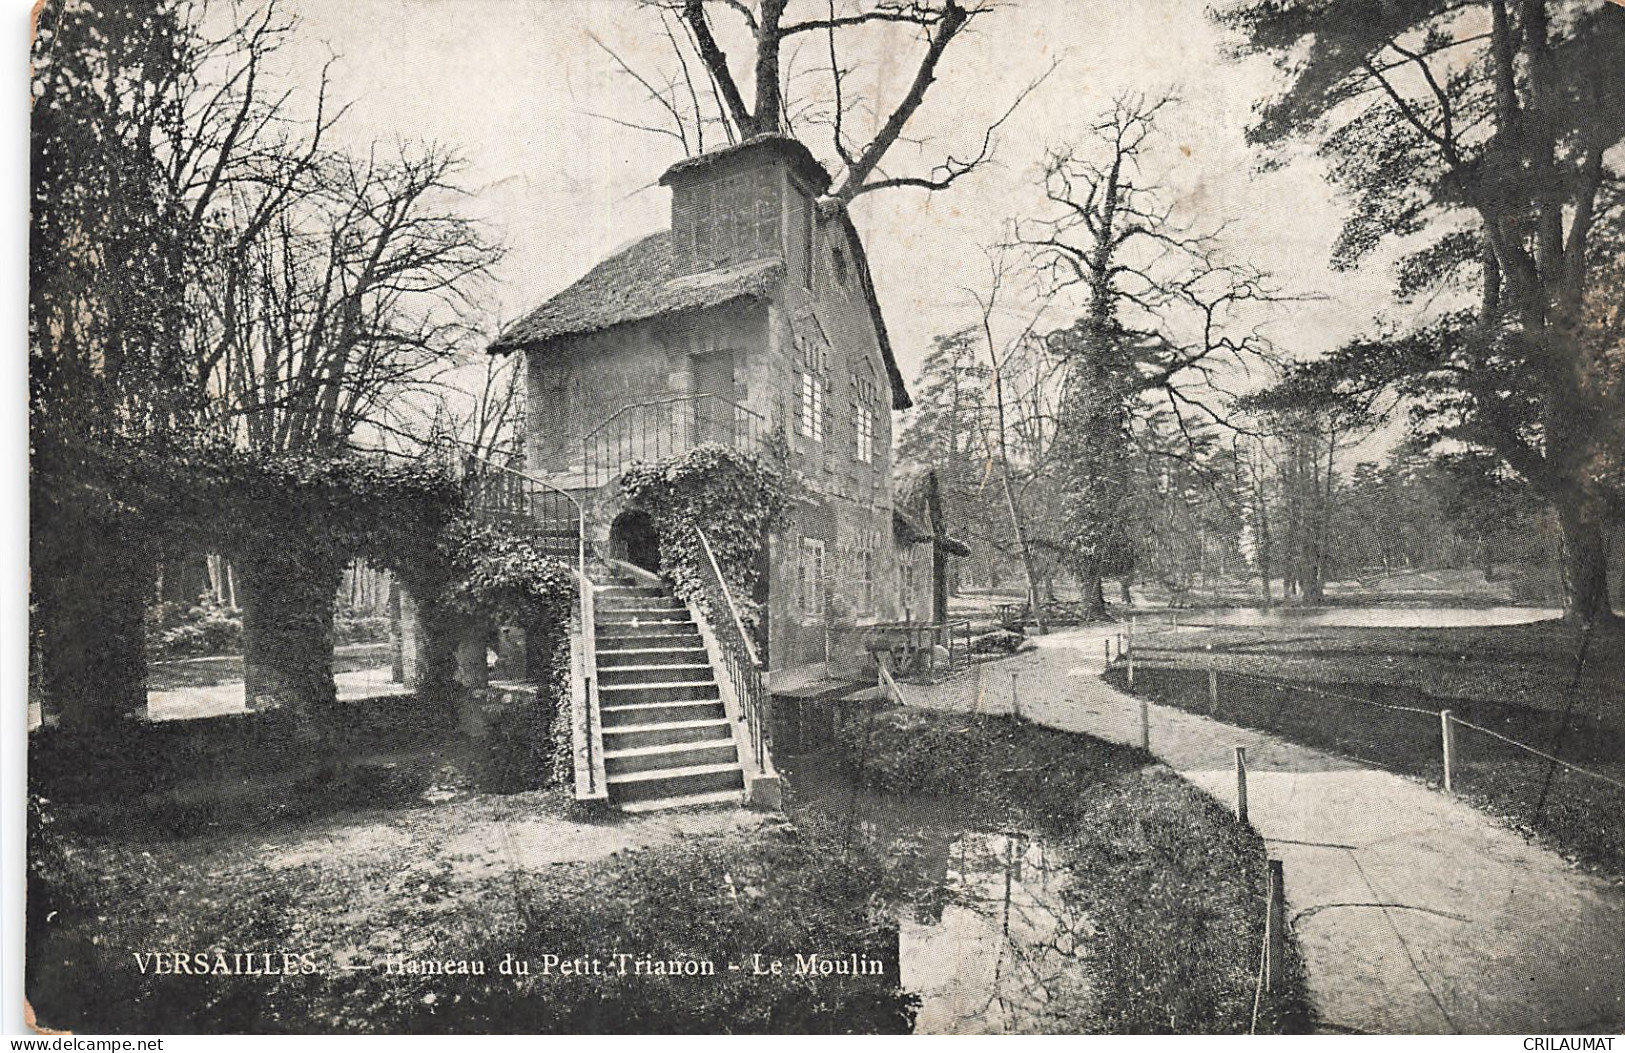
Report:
1079,556,1107,619
1555,489,1617,625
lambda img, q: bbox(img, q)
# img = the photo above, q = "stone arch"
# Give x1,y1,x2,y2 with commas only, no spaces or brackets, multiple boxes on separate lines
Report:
609,507,661,573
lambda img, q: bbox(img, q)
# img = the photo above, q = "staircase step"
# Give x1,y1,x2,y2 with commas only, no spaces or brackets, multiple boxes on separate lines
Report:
597,629,701,647
618,789,742,814
607,762,745,804
598,595,684,612
602,717,734,750
598,698,727,727
598,611,694,627
604,740,740,776
596,646,710,668
598,663,713,687
596,585,666,599
599,680,719,705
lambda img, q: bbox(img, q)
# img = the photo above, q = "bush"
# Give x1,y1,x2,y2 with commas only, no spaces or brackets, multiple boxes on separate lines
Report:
146,594,242,658
334,614,391,646
619,442,789,633
969,628,1025,654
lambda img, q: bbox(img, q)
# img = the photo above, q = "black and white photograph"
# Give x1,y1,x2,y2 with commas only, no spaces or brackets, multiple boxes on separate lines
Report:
15,0,1625,1038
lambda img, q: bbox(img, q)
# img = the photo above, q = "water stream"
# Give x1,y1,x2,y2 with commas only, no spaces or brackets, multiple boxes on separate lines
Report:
782,760,1097,1034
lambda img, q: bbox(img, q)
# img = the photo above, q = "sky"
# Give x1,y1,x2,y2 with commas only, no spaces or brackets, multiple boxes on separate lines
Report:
274,0,1418,426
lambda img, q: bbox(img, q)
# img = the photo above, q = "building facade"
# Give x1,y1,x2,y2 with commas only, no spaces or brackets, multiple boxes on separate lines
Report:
491,135,935,680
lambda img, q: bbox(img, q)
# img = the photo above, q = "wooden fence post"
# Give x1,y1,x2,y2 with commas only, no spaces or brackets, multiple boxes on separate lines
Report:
1127,652,1136,689
1440,709,1456,793
1265,858,1286,992
1010,670,1020,719
1234,746,1249,825
1140,695,1150,750
1208,667,1219,714
1105,637,1112,663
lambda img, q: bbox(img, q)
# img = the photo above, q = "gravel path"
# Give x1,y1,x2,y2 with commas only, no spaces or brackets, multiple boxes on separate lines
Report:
899,627,1625,1035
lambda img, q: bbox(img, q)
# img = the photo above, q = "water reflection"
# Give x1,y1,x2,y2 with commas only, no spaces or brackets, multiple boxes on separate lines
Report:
785,762,1097,1034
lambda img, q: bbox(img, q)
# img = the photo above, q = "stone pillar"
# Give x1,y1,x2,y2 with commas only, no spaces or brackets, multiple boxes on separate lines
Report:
396,586,459,700
37,537,154,732
389,579,405,683
238,555,341,717
399,588,422,688
455,625,490,690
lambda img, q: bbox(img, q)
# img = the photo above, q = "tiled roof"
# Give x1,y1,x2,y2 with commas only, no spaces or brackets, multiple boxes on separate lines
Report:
489,232,782,352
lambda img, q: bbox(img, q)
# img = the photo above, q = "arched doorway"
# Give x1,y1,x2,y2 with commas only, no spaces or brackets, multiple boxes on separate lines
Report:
609,509,661,573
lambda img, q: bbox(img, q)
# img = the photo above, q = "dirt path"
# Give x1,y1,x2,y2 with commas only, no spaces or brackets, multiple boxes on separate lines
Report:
902,628,1625,1034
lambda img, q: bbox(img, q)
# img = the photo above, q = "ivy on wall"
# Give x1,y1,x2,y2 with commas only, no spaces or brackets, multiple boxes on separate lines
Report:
32,436,577,729
619,442,790,632
442,520,577,631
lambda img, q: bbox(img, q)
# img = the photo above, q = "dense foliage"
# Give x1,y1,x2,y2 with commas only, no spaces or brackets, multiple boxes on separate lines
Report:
443,519,576,628
1217,0,1625,622
620,442,790,630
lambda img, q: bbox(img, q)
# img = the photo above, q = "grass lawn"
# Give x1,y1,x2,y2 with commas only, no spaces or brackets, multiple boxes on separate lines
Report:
29,778,914,1034
27,697,1310,1034
837,709,1312,1034
1113,621,1625,879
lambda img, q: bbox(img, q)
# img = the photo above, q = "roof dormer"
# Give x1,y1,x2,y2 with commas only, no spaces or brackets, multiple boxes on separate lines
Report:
659,136,831,279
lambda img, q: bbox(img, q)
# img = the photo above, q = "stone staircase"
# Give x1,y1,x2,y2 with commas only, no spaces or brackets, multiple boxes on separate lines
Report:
592,567,746,812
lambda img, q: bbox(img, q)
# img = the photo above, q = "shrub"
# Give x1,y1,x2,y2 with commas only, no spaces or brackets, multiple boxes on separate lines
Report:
146,594,243,658
619,442,790,633
334,614,391,646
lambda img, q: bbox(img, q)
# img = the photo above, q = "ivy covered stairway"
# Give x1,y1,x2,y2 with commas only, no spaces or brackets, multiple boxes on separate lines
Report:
592,567,746,812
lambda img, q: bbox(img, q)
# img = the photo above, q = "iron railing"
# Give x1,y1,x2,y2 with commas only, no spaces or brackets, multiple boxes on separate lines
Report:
456,447,601,796
692,525,770,774
581,394,768,489
462,458,584,562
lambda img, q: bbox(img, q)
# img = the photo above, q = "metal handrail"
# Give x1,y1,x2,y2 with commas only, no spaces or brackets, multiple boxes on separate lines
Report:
451,443,601,795
578,392,767,447
692,525,769,774
695,527,762,672
579,393,769,489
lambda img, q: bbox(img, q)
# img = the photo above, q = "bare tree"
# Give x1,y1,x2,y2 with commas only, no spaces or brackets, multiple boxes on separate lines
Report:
595,0,1054,210
1017,92,1286,614
208,145,500,453
964,248,1061,632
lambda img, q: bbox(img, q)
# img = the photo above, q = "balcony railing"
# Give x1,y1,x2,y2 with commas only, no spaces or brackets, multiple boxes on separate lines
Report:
463,460,584,561
580,394,768,490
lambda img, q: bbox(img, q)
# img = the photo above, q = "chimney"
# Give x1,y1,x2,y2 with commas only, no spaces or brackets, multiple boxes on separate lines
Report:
659,135,831,279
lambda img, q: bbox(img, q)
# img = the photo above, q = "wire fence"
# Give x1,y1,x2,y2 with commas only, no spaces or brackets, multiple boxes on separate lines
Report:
1114,649,1625,875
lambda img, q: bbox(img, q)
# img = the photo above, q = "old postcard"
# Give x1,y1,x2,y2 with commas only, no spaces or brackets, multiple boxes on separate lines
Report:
21,0,1625,1038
